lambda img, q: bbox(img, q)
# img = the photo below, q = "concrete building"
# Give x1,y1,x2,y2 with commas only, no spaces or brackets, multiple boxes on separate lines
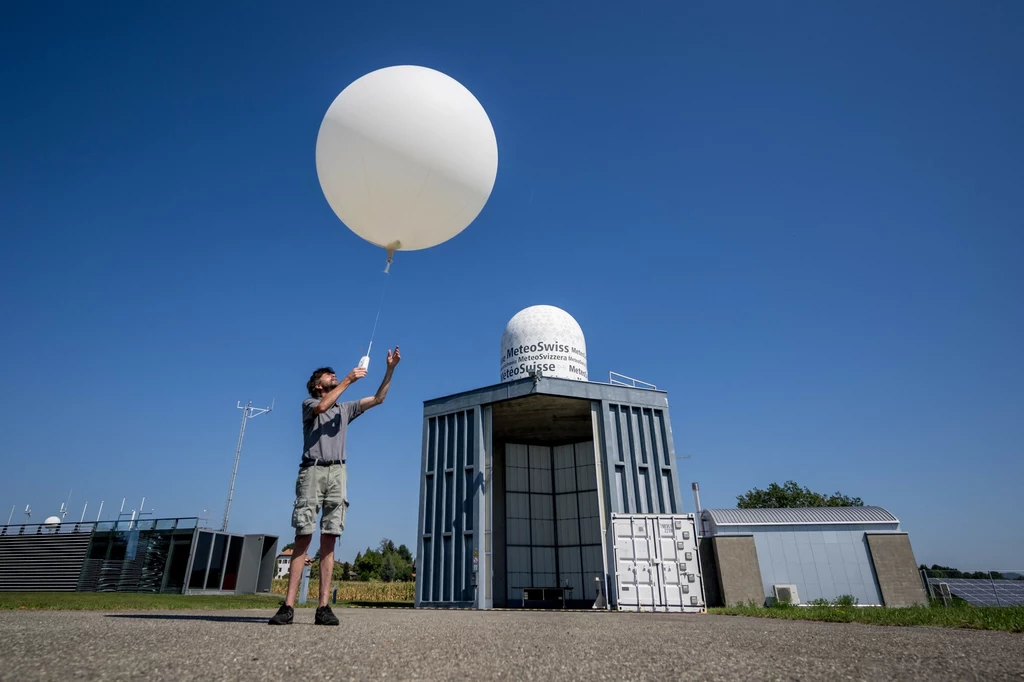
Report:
698,506,928,607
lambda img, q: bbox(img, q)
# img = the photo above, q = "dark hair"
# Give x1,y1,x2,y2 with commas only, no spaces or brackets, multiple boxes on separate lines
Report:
307,367,335,397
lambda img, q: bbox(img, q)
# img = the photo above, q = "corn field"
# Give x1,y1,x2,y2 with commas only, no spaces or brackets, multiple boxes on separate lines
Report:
270,578,415,603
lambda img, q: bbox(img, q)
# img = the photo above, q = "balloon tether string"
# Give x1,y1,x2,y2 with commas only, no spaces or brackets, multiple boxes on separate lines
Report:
365,250,394,358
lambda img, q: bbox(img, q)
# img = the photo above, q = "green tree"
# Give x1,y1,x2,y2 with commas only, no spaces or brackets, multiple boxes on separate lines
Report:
353,538,414,582
737,480,864,508
282,542,295,552
355,547,384,581
382,554,398,582
382,539,413,581
921,564,1010,580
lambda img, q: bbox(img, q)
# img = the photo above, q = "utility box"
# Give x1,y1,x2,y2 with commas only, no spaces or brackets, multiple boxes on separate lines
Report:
611,513,705,613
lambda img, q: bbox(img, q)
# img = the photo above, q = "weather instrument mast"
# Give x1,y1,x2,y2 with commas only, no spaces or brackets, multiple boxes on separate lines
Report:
221,399,273,531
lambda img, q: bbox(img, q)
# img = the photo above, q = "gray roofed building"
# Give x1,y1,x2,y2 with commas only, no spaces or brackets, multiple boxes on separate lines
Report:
696,505,926,608
702,505,899,532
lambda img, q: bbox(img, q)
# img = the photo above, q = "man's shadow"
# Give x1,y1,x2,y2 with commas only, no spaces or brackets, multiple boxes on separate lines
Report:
105,614,269,624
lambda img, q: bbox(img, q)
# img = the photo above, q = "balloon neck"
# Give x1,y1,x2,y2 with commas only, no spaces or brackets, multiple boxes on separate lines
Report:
383,245,397,274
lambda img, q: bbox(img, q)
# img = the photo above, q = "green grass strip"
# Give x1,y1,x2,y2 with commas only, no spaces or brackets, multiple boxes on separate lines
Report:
0,592,291,611
710,603,1024,633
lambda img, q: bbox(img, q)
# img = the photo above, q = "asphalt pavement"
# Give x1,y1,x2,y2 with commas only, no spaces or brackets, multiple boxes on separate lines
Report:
0,607,1021,681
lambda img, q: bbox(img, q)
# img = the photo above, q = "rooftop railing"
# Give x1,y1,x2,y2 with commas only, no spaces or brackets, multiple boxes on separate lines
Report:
0,517,199,536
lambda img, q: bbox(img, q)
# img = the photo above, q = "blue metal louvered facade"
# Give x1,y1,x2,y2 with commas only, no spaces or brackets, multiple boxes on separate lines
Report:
417,407,484,606
600,402,681,516
415,376,684,609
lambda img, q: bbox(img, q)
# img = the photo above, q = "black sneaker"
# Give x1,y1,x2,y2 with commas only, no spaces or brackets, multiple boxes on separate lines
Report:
315,604,339,626
268,604,293,625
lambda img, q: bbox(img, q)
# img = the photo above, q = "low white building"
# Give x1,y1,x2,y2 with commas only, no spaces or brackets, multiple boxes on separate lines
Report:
275,549,293,579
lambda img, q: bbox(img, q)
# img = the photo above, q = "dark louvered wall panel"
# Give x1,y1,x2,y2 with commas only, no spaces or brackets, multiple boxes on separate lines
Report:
0,534,92,591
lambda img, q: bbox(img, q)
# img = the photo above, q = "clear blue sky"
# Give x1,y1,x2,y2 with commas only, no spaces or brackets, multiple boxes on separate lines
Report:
2,2,1021,570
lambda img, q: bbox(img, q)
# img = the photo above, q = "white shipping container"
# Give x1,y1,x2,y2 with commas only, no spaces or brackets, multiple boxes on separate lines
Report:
611,513,705,613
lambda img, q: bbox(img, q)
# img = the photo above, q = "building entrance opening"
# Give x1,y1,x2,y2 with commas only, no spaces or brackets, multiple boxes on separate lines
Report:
492,394,605,609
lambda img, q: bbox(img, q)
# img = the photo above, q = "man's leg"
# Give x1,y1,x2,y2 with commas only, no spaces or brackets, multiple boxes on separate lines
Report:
318,534,337,607
284,534,313,607
268,534,312,624
270,467,319,625
312,463,347,625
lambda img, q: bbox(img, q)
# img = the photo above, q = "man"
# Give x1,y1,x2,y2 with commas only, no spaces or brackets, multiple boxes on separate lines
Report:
268,346,401,625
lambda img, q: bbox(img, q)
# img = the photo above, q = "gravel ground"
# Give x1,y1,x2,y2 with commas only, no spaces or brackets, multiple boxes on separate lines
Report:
0,608,1021,681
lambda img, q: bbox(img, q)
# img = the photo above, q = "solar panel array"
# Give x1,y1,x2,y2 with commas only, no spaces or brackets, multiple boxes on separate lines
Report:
927,578,1024,607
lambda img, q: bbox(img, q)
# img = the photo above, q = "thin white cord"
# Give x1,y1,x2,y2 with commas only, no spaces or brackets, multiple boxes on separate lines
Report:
365,260,391,358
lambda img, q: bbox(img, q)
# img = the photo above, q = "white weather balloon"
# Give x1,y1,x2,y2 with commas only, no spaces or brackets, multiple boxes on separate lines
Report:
315,65,498,257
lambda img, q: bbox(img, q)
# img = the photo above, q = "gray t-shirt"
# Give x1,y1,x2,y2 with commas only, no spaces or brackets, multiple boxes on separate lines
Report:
301,397,363,465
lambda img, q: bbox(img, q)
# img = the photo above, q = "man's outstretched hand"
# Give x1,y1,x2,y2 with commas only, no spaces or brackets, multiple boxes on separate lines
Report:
386,346,401,370
346,367,367,383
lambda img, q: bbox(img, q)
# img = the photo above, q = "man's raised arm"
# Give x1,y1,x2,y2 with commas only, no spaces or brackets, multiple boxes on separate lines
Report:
314,367,366,415
359,346,401,412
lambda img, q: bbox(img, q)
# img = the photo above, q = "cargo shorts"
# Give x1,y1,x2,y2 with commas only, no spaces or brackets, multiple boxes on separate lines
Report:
291,463,348,536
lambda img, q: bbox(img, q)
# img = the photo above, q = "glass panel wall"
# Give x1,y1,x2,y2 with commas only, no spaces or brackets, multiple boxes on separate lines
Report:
78,519,199,593
188,531,213,589
221,537,244,591
205,534,229,589
75,519,265,595
505,442,602,607
163,537,192,592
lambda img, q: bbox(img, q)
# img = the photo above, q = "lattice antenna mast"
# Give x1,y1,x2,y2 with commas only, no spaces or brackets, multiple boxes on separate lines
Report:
221,399,273,531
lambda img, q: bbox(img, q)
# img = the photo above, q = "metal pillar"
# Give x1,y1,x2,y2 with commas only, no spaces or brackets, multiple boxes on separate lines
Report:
298,563,312,604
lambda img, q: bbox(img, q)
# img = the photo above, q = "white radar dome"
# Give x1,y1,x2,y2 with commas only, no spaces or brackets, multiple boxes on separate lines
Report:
500,305,588,383
43,516,61,528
